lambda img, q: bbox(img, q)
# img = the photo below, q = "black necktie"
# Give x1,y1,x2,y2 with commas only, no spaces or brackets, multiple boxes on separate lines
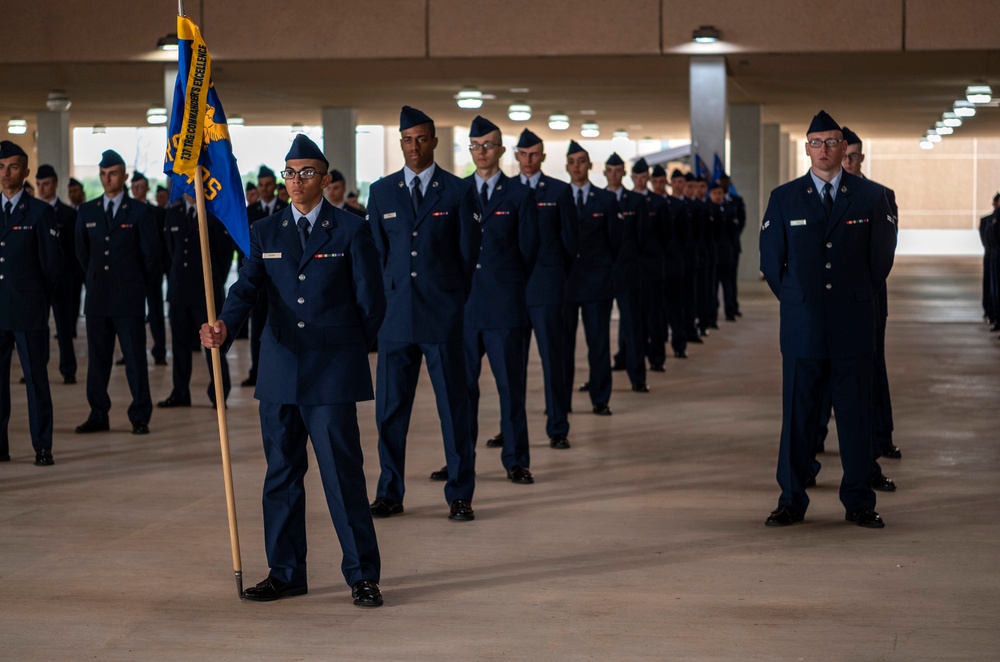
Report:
106,200,115,223
576,189,584,217
2,201,11,228
480,182,489,210
823,183,833,216
187,206,197,228
297,217,310,249
411,178,423,213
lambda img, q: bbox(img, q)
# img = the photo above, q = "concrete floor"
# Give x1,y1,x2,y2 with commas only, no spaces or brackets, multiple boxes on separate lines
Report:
1,256,998,661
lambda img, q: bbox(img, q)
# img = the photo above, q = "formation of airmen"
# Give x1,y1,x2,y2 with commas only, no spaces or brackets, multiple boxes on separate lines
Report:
1,105,906,608
980,191,1000,331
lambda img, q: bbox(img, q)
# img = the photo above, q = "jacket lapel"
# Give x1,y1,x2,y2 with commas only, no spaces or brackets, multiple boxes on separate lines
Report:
414,171,442,229
278,206,303,263
799,176,827,232
483,174,508,218
0,197,27,240
300,201,335,268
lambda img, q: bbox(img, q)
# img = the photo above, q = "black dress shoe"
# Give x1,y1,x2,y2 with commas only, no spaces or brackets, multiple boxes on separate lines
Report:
611,363,626,372
592,403,612,416
370,497,404,518
132,422,150,435
674,350,688,359
871,473,896,492
631,383,650,393
578,381,590,392
649,365,665,372
806,475,816,488
242,576,308,602
75,420,110,434
688,336,704,344
157,395,191,408
63,375,77,385
879,441,902,459
429,465,448,481
448,499,475,521
845,508,885,528
241,377,256,387
352,579,383,607
34,449,54,466
0,453,10,462
549,435,571,450
507,466,534,484
735,310,743,317
154,358,168,366
725,316,737,322
765,506,804,527
708,323,720,330
485,432,504,448
115,357,126,366
19,376,26,384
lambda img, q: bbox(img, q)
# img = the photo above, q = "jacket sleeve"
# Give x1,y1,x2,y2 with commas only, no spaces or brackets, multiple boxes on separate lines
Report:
139,205,161,283
350,220,387,349
365,189,388,271
869,188,897,291
218,222,268,355
607,196,623,261
458,181,482,298
557,186,579,267
518,187,540,278
758,191,786,299
37,204,64,293
75,208,90,275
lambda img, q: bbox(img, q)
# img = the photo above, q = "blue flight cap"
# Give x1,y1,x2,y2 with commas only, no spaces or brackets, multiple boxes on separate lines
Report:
684,172,695,182
400,105,433,131
285,134,329,168
36,164,57,180
246,182,257,192
69,177,83,188
258,165,276,180
651,165,667,178
99,149,125,168
695,175,707,184
605,152,624,167
710,180,724,190
469,115,500,138
0,140,28,160
841,125,862,147
517,129,542,149
131,171,147,183
567,140,587,156
807,110,841,135
669,168,684,179
329,169,345,183
632,157,649,174
156,185,167,193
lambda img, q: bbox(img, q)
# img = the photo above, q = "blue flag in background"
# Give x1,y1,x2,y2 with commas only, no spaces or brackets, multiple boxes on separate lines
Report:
163,15,249,256
695,154,711,182
713,153,740,196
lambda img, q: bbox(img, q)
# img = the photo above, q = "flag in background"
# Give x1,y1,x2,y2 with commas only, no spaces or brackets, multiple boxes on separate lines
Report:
713,153,740,196
163,15,249,256
695,154,711,182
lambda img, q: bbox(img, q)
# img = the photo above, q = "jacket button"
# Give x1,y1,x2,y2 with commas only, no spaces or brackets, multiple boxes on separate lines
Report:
104,250,110,256
0,241,5,247
826,242,832,248
476,263,482,269
825,262,831,269
183,262,188,267
0,274,4,280
105,236,110,242
298,274,306,281
411,271,417,277
411,250,417,256
104,265,110,271
0,257,4,263
825,283,832,290
297,297,305,304
297,321,305,328
412,231,418,237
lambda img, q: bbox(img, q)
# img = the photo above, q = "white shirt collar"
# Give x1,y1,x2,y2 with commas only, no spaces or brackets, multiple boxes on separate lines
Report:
2,189,25,209
102,190,125,214
810,168,844,201
290,199,323,230
404,163,436,192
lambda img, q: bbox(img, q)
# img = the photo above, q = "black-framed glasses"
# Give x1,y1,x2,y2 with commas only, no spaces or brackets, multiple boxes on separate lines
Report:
844,153,863,163
280,168,326,180
806,139,843,149
469,142,500,152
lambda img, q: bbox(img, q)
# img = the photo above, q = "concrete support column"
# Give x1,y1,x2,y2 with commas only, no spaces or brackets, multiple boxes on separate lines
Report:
689,56,727,175
36,110,71,200
730,104,762,281
786,133,801,182
436,126,456,173
321,107,357,190
762,123,781,206
779,131,791,185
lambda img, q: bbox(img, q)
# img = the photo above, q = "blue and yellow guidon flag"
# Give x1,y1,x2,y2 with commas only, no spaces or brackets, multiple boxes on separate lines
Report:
163,15,250,256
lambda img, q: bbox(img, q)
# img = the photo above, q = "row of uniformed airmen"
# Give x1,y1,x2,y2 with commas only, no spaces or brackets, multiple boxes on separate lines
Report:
979,192,1000,331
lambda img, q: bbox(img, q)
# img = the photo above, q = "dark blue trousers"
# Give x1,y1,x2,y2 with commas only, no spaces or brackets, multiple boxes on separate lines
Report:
564,299,613,406
641,279,666,368
615,288,646,387
663,275,688,354
85,315,152,426
526,304,570,438
375,340,475,505
167,300,230,405
778,354,875,515
466,327,530,470
258,401,380,588
50,277,78,379
0,329,53,455
145,271,166,362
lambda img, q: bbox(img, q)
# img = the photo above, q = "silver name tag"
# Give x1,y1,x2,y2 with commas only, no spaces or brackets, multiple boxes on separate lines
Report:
384,212,397,219
790,219,807,226
263,252,282,259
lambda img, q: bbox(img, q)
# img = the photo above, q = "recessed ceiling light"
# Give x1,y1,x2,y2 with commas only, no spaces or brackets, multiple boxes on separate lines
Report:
966,82,992,104
580,109,597,116
7,118,27,135
146,107,168,125
548,113,570,130
581,122,600,138
455,88,484,110
508,103,531,122
692,25,721,43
